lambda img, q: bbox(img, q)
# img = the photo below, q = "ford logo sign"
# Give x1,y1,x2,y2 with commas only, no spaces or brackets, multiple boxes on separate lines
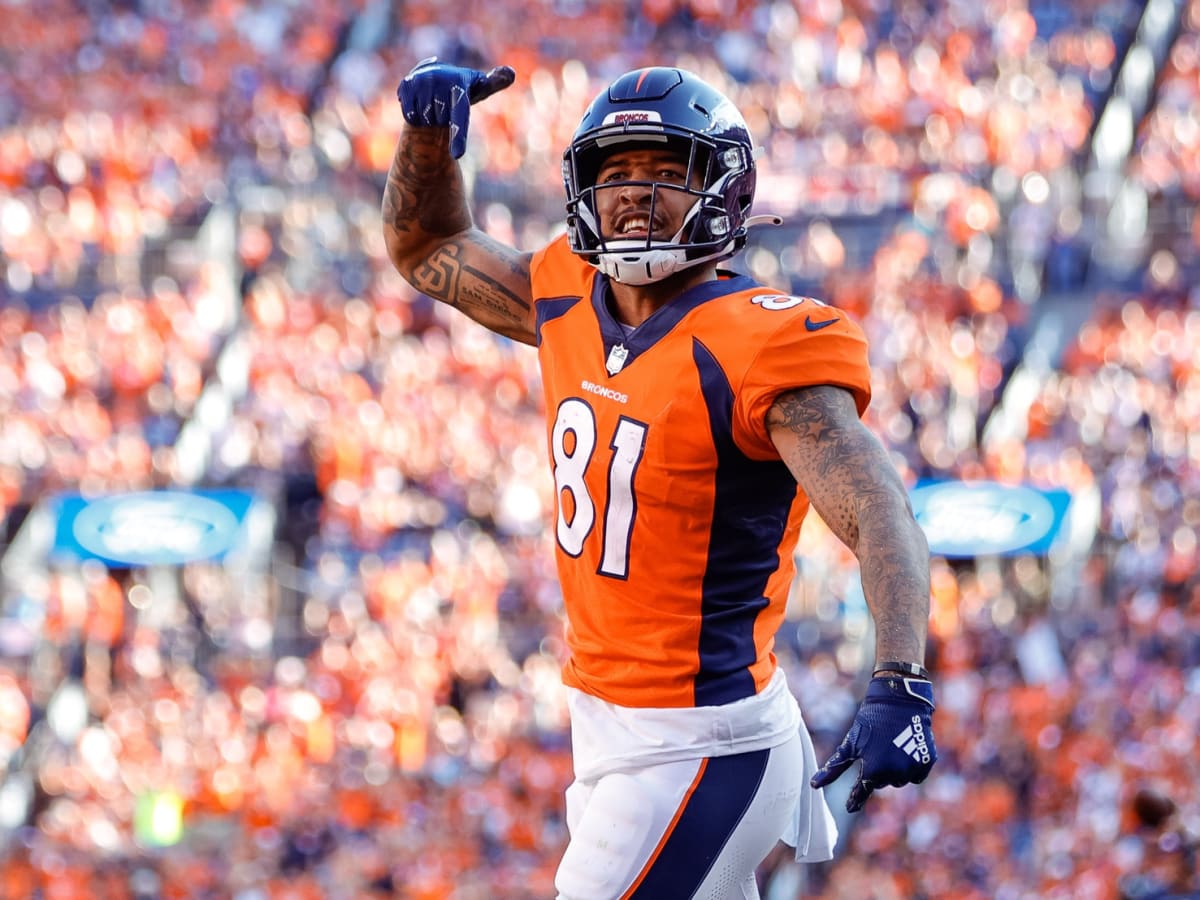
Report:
910,481,1071,558
53,490,255,567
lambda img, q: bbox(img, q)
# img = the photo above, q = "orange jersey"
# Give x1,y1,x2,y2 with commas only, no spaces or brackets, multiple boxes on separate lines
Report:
531,235,871,709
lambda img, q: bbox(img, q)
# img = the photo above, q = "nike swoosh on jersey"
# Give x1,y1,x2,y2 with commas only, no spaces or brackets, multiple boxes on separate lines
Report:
805,316,839,331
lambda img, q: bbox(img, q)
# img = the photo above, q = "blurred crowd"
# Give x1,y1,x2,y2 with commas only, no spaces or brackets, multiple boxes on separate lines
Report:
0,0,1198,897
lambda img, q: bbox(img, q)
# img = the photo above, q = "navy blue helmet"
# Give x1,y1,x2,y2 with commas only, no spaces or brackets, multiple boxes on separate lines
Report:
562,68,763,284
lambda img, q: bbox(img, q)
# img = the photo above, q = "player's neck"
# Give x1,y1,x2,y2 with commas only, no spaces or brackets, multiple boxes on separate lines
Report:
608,265,718,329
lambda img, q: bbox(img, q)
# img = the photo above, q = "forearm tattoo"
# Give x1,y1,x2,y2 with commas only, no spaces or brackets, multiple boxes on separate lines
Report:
769,386,930,662
412,239,530,323
382,129,472,239
382,128,533,340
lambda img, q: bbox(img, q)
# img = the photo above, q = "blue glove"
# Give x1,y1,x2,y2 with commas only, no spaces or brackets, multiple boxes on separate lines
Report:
810,675,937,813
397,57,516,159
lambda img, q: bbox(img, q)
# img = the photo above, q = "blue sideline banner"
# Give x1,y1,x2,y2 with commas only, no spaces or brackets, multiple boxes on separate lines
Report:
910,480,1073,558
50,489,258,567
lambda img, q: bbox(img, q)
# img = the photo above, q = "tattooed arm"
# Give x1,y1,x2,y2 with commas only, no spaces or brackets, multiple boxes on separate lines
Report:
766,384,930,668
381,127,536,345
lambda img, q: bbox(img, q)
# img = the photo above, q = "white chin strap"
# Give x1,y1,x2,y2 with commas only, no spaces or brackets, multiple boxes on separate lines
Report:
595,240,699,285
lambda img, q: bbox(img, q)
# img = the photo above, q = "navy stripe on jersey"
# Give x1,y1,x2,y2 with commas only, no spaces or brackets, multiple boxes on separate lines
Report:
535,295,582,346
692,337,795,707
628,748,770,899
591,274,758,375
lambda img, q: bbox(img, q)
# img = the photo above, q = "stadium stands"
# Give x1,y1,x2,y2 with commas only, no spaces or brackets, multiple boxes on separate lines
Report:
0,0,1196,897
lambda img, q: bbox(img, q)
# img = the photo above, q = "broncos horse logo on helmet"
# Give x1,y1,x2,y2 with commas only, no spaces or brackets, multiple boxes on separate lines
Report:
562,67,775,286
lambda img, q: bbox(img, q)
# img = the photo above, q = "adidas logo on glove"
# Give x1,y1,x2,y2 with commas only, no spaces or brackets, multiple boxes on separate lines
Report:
810,674,937,813
893,714,932,764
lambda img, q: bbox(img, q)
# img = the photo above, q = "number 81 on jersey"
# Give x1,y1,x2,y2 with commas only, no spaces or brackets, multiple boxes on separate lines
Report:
552,399,648,579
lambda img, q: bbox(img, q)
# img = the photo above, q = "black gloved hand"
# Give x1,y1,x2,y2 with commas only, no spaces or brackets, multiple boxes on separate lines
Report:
397,57,516,158
810,674,937,812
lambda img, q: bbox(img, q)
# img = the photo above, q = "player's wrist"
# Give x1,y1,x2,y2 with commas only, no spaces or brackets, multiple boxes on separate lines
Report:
865,671,935,709
872,659,930,681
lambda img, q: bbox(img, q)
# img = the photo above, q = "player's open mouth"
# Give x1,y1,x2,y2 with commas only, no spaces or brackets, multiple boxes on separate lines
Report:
612,214,665,239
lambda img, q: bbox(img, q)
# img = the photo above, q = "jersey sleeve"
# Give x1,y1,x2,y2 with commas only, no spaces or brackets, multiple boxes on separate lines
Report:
530,234,596,344
530,233,592,294
733,309,873,460
529,234,562,283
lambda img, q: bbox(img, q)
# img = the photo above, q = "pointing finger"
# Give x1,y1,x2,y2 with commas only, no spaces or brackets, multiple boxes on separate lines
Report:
469,65,516,104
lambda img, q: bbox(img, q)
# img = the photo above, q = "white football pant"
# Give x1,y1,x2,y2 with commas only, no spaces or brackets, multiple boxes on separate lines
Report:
554,732,805,900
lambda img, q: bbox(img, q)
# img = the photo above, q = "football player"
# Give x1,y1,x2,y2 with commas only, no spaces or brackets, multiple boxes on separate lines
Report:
384,59,938,900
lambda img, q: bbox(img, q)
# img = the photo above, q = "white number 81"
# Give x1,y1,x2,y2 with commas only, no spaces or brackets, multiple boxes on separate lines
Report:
551,399,648,579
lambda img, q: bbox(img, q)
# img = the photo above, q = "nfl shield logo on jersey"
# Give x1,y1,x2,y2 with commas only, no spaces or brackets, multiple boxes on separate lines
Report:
606,343,630,375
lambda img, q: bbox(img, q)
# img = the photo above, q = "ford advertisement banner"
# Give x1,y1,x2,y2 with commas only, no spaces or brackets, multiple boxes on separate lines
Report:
910,480,1073,558
50,489,259,568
